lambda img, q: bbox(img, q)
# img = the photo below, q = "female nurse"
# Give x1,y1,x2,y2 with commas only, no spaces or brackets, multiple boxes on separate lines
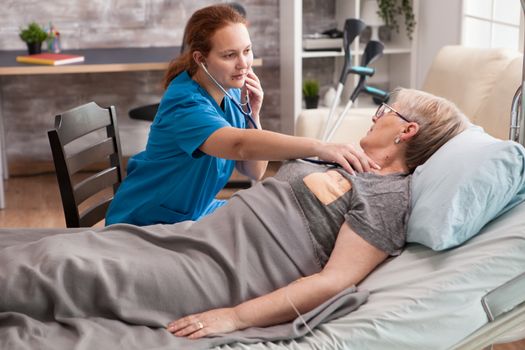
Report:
105,4,379,226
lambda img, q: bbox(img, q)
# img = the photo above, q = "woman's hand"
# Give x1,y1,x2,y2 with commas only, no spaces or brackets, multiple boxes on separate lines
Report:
167,307,243,339
242,69,264,121
317,143,381,175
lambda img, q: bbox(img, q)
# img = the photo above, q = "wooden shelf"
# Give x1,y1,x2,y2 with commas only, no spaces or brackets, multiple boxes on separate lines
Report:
302,50,345,58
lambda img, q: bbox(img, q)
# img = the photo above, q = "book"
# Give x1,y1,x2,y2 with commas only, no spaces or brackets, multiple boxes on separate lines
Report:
16,53,85,66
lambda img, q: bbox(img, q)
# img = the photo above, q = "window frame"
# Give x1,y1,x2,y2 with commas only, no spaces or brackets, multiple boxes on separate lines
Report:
461,0,523,52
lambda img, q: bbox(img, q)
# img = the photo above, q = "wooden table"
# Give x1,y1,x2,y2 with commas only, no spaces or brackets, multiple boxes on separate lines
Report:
0,47,262,208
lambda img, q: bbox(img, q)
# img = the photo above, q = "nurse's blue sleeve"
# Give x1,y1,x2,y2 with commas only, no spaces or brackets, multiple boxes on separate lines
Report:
154,94,231,158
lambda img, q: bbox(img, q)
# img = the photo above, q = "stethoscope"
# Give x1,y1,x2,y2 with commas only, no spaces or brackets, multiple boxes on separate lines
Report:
200,62,259,129
200,62,340,168
301,158,341,167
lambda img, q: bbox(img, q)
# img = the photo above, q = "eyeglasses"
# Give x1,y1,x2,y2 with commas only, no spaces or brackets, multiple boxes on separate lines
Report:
374,103,411,123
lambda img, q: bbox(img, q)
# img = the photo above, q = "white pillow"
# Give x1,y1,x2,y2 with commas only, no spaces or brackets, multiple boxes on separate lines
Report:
407,126,525,250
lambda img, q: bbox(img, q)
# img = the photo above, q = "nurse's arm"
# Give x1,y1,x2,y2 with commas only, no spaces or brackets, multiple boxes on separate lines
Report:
235,158,268,181
199,127,377,175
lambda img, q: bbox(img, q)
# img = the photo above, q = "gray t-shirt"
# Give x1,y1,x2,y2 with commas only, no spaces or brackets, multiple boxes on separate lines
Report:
274,161,411,266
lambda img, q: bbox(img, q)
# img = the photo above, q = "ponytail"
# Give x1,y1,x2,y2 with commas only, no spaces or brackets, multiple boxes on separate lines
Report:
161,4,246,90
162,51,196,90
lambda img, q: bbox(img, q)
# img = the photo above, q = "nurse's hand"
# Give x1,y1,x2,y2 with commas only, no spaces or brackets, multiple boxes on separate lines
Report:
242,69,264,121
318,143,381,174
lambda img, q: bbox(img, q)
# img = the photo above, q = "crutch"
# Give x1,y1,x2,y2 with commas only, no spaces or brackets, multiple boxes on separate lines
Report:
320,18,366,141
324,40,389,142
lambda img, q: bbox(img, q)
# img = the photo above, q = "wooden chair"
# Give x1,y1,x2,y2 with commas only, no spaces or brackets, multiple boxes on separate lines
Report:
128,102,158,121
47,102,125,227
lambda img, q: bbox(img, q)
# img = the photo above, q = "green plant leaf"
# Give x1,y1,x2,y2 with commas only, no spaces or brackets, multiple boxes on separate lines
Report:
377,0,416,40
302,79,320,97
19,22,48,44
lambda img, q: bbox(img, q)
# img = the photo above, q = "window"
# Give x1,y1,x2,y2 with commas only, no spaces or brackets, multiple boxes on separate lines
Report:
462,0,522,51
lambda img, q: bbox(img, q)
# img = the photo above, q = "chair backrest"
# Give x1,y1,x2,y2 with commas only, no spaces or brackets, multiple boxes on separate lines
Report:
47,102,125,227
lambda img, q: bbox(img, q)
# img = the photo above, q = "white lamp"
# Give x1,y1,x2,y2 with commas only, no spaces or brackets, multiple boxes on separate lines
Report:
361,0,383,41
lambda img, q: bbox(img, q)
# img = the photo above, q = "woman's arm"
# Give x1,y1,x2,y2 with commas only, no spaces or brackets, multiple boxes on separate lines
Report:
200,127,377,176
235,157,268,181
233,70,269,180
232,117,268,180
167,223,388,338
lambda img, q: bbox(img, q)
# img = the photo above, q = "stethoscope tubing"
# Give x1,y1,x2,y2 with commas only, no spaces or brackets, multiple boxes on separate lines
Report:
201,63,259,129
230,99,259,129
300,158,341,167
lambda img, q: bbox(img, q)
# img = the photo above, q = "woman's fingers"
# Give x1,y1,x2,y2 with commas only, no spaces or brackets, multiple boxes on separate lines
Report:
320,143,380,174
167,308,240,339
347,149,372,173
245,71,263,95
167,314,201,335
243,72,264,118
343,144,380,173
167,317,208,338
342,153,362,174
246,69,261,84
245,77,263,96
336,158,355,175
244,80,261,94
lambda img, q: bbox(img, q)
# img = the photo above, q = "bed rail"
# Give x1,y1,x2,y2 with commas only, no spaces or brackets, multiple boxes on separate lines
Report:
450,303,525,350
482,272,525,322
449,274,525,350
510,86,521,143
517,0,525,146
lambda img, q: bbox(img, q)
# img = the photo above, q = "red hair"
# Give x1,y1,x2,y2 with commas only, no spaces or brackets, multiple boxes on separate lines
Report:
162,5,247,89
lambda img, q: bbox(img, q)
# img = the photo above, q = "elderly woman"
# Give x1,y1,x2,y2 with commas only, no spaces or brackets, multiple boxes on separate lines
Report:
0,88,468,349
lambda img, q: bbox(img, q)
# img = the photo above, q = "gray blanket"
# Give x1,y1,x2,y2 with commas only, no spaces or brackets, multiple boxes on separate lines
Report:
0,179,368,349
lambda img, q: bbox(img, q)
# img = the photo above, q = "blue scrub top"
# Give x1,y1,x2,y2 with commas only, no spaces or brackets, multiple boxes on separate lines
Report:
106,71,246,226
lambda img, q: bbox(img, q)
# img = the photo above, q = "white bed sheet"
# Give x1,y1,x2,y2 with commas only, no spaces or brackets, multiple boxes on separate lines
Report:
221,201,525,350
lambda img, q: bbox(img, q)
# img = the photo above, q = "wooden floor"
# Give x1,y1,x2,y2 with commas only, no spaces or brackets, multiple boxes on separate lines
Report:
0,172,524,349
1,172,67,227
0,171,244,228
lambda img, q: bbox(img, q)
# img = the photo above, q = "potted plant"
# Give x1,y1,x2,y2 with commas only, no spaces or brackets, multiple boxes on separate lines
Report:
303,79,320,109
19,22,48,55
377,0,416,40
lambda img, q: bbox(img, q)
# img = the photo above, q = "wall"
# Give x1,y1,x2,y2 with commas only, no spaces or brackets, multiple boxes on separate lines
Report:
2,0,467,171
0,0,280,172
415,0,462,88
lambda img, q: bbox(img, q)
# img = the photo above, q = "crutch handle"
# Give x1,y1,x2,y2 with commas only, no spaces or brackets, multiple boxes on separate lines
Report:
364,86,389,100
349,66,375,76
